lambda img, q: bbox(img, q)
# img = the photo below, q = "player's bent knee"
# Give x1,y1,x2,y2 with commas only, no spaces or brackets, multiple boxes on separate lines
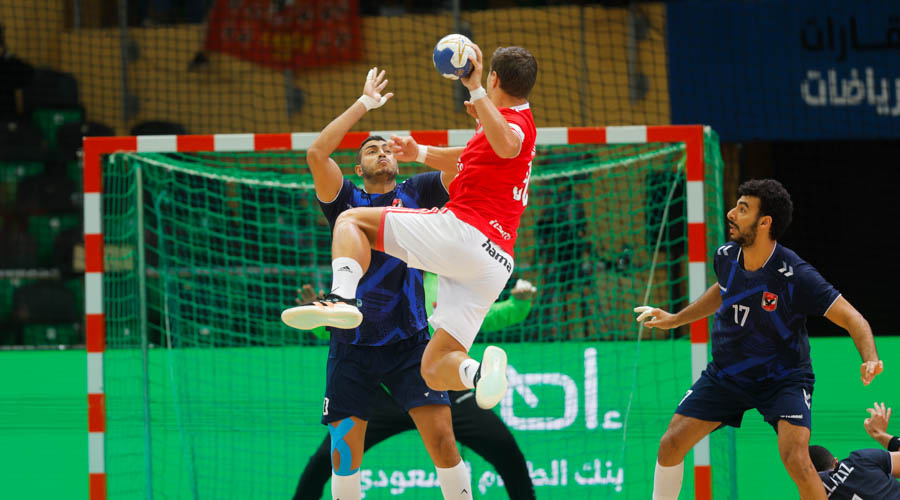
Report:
780,448,813,476
657,431,688,465
420,363,443,391
328,418,360,476
333,210,360,231
430,432,461,464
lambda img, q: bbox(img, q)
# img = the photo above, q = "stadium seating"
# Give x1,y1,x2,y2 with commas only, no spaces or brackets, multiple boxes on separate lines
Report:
129,120,188,136
11,280,82,345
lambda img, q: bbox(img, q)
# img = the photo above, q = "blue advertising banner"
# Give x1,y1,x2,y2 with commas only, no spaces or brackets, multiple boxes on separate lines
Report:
667,0,900,141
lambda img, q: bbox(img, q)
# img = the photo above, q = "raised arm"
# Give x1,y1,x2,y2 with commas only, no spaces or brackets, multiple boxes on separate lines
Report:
634,283,722,330
460,44,522,159
824,296,882,385
387,134,462,189
307,68,393,201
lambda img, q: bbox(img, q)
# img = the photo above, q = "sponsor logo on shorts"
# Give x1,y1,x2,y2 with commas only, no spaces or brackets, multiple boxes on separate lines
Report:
780,414,803,419
803,388,811,409
323,397,330,415
678,389,693,406
489,219,512,240
482,239,513,272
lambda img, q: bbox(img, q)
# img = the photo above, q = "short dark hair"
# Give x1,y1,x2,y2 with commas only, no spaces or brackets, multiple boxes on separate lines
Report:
809,445,836,472
490,46,537,99
356,135,386,165
737,178,793,241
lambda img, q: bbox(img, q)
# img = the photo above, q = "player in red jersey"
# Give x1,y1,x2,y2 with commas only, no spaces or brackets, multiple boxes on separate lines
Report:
285,44,538,415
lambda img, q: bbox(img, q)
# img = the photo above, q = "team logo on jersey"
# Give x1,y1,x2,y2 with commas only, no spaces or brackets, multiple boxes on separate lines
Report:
392,198,403,207
762,292,778,311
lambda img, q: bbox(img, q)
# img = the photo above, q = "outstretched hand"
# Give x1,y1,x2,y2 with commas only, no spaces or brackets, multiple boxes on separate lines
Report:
387,135,419,162
296,284,323,305
463,100,480,121
360,67,393,110
861,359,883,386
633,305,678,330
864,401,892,439
511,279,537,301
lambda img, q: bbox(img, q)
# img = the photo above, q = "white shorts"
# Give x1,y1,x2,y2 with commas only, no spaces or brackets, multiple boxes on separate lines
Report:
376,207,514,350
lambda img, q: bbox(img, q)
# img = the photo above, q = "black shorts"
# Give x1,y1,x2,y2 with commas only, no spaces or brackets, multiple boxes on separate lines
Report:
322,331,449,425
675,369,813,432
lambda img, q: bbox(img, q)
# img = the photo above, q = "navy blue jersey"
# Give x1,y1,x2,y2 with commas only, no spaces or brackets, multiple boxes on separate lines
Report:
709,242,840,386
818,449,900,499
319,172,448,345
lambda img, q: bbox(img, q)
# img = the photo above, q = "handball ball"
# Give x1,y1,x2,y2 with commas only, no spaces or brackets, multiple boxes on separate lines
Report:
433,34,476,80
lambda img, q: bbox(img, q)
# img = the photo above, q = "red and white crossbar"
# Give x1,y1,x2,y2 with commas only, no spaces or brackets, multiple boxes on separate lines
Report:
83,124,709,500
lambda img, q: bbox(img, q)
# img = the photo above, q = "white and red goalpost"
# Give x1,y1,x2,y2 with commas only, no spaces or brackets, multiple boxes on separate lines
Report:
83,124,712,500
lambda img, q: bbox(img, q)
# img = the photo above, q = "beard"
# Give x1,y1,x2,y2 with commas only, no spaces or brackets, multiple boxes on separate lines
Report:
361,162,398,181
729,221,758,247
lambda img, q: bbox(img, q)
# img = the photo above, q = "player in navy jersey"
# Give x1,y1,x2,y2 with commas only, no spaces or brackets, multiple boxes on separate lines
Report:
280,68,471,500
811,447,900,499
809,402,900,499
634,179,883,500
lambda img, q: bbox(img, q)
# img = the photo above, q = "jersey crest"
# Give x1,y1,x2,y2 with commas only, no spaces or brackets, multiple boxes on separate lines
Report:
762,291,778,311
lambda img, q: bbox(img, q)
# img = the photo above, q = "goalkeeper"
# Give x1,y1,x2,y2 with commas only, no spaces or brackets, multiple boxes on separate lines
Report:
293,277,538,500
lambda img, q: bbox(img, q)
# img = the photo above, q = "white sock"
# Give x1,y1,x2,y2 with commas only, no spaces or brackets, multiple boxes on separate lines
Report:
331,470,361,500
653,460,683,500
435,459,472,499
331,257,363,299
458,359,480,389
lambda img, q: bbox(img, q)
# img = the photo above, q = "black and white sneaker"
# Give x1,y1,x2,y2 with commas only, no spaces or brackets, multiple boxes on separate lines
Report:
281,293,363,330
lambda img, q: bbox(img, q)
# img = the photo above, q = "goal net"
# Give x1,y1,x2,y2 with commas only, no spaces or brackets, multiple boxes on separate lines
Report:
87,126,734,499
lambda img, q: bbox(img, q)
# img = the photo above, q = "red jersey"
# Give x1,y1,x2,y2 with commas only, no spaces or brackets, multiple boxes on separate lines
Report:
445,103,536,256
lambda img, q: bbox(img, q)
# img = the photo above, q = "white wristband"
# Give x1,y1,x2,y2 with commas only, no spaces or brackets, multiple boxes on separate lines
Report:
357,94,386,111
416,145,428,163
469,87,487,102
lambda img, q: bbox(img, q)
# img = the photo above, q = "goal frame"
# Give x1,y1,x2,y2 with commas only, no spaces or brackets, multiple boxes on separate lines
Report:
83,124,712,500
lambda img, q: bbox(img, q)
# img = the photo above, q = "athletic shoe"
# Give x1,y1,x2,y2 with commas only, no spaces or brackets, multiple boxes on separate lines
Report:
281,293,363,330
475,346,508,409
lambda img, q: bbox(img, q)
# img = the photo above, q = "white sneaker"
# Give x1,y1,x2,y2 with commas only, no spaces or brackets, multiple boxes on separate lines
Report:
281,294,363,330
475,346,508,409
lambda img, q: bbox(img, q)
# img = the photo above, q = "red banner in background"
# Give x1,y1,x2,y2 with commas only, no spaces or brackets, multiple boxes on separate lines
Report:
203,0,362,70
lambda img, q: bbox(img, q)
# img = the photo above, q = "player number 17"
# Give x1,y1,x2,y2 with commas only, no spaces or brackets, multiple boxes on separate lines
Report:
732,304,750,326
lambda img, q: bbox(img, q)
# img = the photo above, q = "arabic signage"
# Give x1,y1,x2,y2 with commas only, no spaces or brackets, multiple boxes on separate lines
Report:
667,0,900,141
102,342,704,498
357,342,700,498
203,0,362,70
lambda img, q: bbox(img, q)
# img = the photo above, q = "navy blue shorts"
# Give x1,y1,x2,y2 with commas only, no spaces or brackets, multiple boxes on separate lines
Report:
322,330,449,425
675,369,814,432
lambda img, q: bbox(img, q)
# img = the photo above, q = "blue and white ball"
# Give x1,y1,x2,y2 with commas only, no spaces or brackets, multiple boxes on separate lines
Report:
433,34,476,80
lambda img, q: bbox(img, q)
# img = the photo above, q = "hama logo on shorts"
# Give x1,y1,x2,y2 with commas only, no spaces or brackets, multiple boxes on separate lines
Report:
323,397,330,415
481,239,512,272
762,291,778,311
